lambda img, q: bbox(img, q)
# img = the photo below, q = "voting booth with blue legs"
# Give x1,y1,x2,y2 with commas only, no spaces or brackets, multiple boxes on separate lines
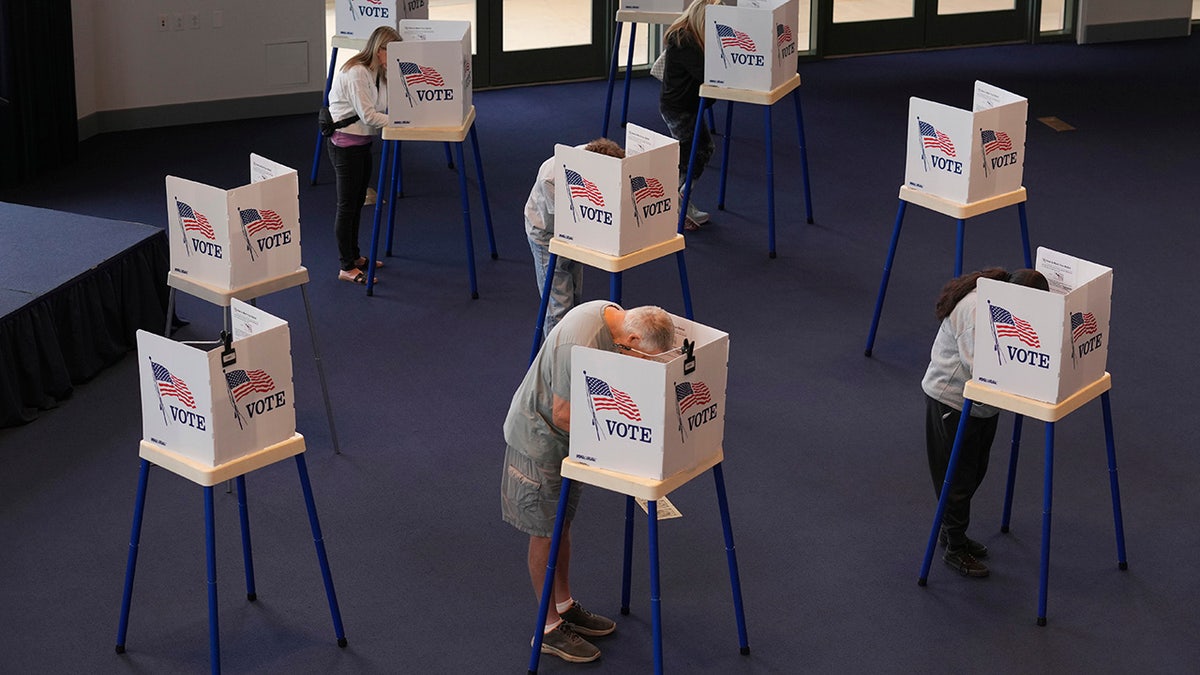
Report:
527,314,749,674
865,82,1033,357
363,20,498,298
529,125,694,360
164,155,342,455
309,1,431,185
116,301,346,674
918,250,1128,626
681,0,813,258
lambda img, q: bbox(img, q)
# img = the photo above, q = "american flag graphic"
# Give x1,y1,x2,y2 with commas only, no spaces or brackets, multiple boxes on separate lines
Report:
398,61,445,87
152,361,197,408
586,375,642,421
564,168,605,207
776,23,793,46
630,175,665,204
675,381,712,413
1071,311,1098,342
225,368,276,402
990,305,1041,348
980,129,1013,155
716,24,757,52
919,121,957,157
239,208,285,236
177,201,215,239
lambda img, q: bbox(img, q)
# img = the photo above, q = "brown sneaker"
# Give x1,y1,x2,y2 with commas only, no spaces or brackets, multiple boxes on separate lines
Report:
944,548,990,578
560,601,616,637
539,623,600,663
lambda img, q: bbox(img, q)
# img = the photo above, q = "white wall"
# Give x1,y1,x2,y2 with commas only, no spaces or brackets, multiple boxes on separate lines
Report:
72,0,325,122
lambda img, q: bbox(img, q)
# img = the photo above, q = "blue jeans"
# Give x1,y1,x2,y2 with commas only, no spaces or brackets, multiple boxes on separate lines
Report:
661,105,714,181
529,236,583,336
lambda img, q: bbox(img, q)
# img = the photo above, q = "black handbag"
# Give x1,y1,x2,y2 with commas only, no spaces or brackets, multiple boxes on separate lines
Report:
318,107,360,137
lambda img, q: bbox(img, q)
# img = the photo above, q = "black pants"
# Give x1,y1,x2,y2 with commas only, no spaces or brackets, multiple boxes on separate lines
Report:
925,395,998,549
327,140,373,271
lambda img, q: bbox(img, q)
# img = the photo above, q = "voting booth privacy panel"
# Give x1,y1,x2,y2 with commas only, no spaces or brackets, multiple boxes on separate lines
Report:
905,81,1028,204
570,314,729,480
166,155,301,291
553,124,680,257
705,0,800,92
387,21,472,128
335,0,429,39
973,247,1112,404
137,300,296,466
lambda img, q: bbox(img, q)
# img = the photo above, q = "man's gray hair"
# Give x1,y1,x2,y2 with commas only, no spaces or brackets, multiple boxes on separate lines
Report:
624,306,676,354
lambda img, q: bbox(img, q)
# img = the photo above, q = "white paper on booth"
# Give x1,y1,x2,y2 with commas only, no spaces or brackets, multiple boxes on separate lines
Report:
1036,248,1079,294
973,80,1026,112
231,298,287,340
399,19,468,41
636,496,684,519
398,0,429,20
249,153,296,184
625,123,675,156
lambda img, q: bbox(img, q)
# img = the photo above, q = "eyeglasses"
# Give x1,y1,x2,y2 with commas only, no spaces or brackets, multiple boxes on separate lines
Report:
615,343,682,360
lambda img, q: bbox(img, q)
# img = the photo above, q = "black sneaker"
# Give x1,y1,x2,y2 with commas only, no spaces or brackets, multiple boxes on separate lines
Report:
539,623,601,663
939,531,989,558
560,601,616,637
944,548,990,578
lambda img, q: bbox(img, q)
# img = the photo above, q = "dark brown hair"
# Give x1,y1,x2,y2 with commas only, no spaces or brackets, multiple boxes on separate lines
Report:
934,267,1048,320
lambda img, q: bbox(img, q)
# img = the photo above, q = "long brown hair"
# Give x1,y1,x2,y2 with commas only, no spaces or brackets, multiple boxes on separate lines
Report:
342,26,400,80
934,267,1049,320
665,0,718,49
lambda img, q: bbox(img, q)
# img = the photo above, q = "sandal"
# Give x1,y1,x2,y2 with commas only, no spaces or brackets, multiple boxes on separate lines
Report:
337,268,376,285
354,257,384,269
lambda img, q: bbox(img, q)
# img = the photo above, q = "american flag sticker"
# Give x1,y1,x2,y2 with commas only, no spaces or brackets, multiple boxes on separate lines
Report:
586,374,642,422
630,175,665,205
564,168,605,207
716,23,757,52
990,304,1041,348
177,200,215,239
980,129,1013,155
225,368,276,402
239,208,285,236
919,121,957,157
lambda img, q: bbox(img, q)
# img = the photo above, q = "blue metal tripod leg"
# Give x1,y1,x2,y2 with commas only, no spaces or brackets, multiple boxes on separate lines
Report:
1018,201,1032,268
648,499,664,675
620,23,637,128
204,486,221,675
385,142,402,257
1101,391,1129,570
453,141,480,299
621,495,635,615
469,125,499,259
717,101,733,211
528,477,574,674
678,97,708,234
116,459,151,655
713,463,750,654
1000,415,1024,532
954,218,966,277
236,476,257,602
529,252,558,364
919,399,974,585
310,46,339,185
792,88,813,224
864,200,907,357
601,22,624,138
365,140,392,297
295,453,348,646
1037,422,1055,626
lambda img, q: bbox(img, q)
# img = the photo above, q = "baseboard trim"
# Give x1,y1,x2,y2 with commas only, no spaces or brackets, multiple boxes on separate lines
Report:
1078,18,1192,44
77,91,322,141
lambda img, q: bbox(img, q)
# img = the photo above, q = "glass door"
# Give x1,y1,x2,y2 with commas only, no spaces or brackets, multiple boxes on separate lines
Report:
430,0,610,88
818,0,1032,56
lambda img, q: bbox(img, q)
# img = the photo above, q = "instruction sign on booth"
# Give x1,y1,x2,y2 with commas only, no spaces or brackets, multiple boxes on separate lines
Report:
570,313,729,480
553,124,679,257
387,20,472,128
166,154,301,292
905,81,1028,204
973,247,1112,404
335,0,429,39
704,0,799,92
137,300,296,467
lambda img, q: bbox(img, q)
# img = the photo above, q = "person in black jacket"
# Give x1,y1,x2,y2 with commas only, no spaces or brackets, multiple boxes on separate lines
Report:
659,0,720,230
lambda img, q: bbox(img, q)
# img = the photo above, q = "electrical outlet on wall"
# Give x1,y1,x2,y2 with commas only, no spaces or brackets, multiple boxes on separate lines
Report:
189,11,200,29
173,13,184,31
158,14,168,31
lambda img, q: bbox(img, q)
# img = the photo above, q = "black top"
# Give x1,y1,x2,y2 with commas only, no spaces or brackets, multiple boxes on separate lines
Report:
659,29,706,115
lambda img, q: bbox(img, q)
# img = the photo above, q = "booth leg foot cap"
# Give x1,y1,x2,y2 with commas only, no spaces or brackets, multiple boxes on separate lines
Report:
1119,561,1128,571
338,637,348,648
918,577,928,587
247,593,257,602
1036,617,1046,627
769,251,777,259
620,606,630,616
1001,526,1010,533
740,646,751,656
115,644,126,655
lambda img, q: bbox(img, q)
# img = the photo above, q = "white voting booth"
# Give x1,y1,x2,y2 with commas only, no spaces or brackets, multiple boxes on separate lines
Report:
974,247,1112,404
705,0,799,92
137,299,296,467
387,20,472,128
334,0,429,39
166,154,301,291
553,124,680,257
570,313,729,480
905,81,1028,204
